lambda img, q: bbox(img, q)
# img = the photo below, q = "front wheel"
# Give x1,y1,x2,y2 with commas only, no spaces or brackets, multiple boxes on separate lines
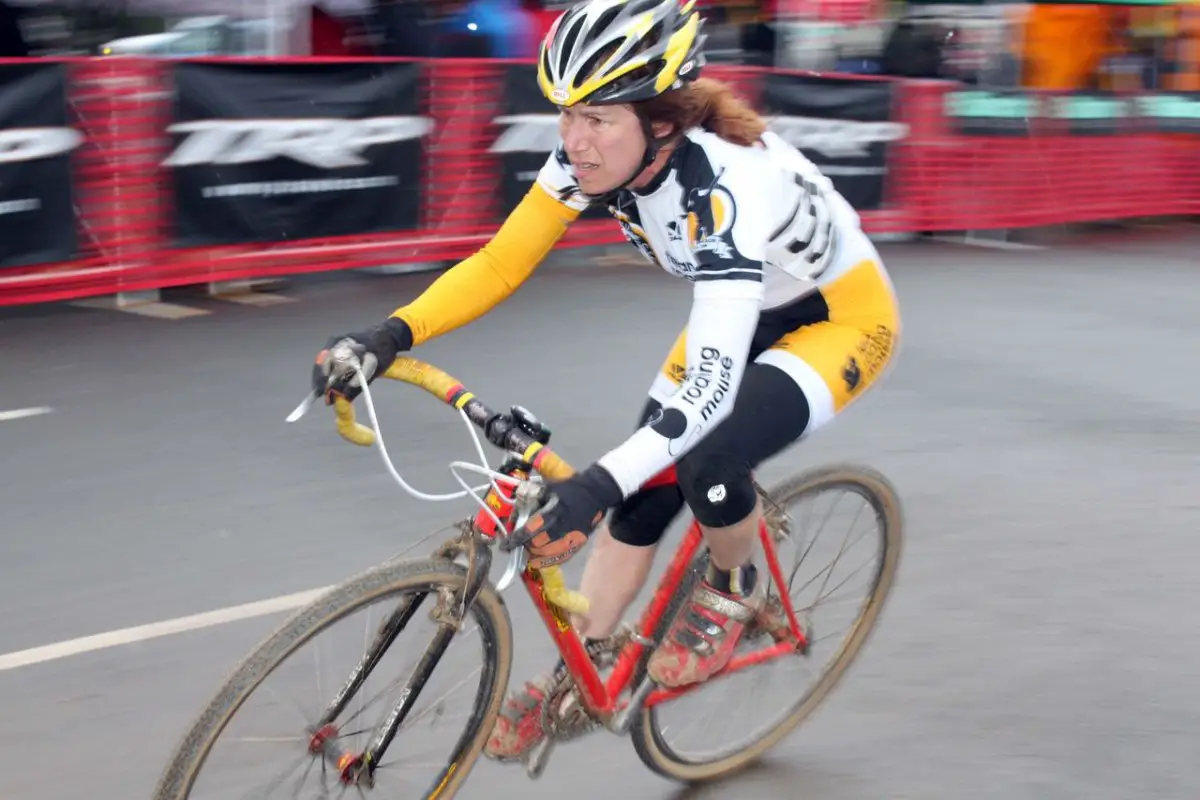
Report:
152,557,514,800
630,463,904,783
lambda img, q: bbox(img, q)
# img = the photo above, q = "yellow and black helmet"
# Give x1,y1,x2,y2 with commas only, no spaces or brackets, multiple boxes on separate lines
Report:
537,0,706,108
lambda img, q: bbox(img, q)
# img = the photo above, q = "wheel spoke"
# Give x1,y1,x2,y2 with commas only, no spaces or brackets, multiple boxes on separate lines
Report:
153,560,510,800
636,469,902,779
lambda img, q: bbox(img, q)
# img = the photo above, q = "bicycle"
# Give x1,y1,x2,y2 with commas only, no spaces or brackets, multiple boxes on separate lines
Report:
151,346,903,799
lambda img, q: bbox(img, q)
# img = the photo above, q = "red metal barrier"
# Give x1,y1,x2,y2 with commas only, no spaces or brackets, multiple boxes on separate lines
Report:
0,57,1196,307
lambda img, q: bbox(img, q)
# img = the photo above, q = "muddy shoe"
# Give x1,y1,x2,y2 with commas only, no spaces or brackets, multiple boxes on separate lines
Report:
484,672,558,761
647,565,766,689
483,638,615,761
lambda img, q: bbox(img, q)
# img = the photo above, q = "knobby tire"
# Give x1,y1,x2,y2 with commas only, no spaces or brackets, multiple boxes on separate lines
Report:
151,557,514,800
630,463,904,782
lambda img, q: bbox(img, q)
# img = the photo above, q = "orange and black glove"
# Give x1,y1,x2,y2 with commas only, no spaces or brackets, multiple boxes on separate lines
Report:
312,317,414,405
513,464,624,570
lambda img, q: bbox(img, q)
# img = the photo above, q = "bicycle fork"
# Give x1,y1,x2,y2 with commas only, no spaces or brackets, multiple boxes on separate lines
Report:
308,532,493,788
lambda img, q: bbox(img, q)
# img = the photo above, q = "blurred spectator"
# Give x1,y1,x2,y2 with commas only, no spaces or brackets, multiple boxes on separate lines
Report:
442,0,537,58
1022,3,1112,89
976,13,1025,88
373,0,436,57
881,18,944,78
1166,3,1200,90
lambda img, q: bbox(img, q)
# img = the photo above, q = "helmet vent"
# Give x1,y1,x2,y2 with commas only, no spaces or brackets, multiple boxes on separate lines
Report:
575,40,620,90
592,5,624,38
558,14,587,76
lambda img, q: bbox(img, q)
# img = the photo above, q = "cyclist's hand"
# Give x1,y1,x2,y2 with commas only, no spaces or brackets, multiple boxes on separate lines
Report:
312,317,413,405
513,464,624,570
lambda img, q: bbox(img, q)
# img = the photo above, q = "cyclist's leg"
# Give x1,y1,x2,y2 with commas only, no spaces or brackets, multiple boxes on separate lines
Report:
576,325,691,639
644,362,808,687
485,329,690,761
648,247,901,689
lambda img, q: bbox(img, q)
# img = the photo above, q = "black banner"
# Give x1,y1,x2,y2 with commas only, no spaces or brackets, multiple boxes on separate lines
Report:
760,74,903,211
495,64,608,220
0,63,80,270
166,61,429,247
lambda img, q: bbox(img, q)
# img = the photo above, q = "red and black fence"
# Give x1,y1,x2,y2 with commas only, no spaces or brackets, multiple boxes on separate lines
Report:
0,56,1196,306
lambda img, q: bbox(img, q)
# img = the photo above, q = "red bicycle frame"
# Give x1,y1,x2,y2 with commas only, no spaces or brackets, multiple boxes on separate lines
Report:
514,464,810,722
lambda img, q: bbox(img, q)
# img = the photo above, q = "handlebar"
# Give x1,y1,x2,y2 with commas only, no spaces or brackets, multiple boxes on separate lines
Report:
329,355,590,617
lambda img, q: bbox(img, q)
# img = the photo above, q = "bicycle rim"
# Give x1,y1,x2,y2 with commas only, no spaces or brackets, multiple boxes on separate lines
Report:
630,463,904,783
151,557,513,800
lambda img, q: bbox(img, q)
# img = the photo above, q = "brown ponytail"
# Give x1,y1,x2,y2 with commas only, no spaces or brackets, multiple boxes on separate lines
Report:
639,77,767,146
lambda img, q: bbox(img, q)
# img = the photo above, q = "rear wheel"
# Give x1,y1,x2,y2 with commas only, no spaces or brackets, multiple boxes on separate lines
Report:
152,557,513,800
630,463,904,782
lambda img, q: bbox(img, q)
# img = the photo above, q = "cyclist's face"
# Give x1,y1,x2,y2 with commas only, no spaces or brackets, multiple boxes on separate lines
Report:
559,103,648,195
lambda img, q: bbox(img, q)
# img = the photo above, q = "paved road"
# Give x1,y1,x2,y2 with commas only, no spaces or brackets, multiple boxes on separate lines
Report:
1,232,1198,800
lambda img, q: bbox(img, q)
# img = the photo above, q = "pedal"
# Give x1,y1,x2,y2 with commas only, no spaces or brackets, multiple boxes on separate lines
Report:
522,736,555,779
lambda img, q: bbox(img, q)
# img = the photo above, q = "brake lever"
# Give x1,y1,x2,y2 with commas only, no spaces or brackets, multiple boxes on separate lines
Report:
495,548,526,592
287,343,363,424
496,482,543,592
497,480,549,554
286,392,317,423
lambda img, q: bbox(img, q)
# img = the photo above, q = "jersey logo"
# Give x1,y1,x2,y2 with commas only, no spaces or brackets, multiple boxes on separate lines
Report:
683,169,735,254
685,184,736,260
843,356,861,392
611,208,661,268
684,185,734,244
684,167,724,208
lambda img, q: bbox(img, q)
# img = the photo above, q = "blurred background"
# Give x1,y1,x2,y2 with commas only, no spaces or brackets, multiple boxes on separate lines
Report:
0,2,1197,800
0,0,1195,90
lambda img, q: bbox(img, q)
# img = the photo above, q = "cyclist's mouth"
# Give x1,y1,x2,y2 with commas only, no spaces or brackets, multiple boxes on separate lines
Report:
575,162,598,172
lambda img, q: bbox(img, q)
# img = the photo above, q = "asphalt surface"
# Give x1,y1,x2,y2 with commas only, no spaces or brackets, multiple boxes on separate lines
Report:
1,230,1198,800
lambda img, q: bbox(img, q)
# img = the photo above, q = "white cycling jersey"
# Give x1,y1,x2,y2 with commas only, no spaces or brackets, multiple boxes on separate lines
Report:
532,127,884,497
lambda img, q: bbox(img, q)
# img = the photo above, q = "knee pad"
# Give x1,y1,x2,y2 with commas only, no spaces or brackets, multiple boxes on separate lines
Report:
609,483,685,547
676,457,757,528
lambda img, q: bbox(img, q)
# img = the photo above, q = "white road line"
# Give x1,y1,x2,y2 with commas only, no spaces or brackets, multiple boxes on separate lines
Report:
0,406,53,423
0,586,334,673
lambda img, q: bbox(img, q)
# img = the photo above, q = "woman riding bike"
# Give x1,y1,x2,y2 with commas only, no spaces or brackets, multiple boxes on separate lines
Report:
313,0,901,763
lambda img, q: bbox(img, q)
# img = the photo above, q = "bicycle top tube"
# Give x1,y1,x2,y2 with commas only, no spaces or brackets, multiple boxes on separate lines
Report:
331,355,577,483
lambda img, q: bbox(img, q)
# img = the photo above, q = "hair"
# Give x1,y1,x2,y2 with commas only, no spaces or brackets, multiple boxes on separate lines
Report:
638,77,767,147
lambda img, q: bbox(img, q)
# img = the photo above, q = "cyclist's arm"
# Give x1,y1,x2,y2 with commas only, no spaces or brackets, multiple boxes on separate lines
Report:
597,170,771,497
599,285,761,497
390,181,582,346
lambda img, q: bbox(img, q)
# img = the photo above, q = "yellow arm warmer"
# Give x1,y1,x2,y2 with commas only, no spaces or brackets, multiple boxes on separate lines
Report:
390,183,582,346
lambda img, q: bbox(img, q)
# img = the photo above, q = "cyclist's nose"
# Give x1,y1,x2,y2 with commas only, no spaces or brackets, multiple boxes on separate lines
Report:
560,116,592,157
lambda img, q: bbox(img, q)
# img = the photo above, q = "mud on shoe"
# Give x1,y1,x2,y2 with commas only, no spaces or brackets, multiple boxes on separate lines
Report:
484,673,557,761
647,563,766,689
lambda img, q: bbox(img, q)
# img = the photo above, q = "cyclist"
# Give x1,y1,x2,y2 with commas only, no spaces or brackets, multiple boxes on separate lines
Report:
313,0,901,762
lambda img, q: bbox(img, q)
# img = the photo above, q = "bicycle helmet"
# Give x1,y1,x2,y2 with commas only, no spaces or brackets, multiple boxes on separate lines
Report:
537,0,706,108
